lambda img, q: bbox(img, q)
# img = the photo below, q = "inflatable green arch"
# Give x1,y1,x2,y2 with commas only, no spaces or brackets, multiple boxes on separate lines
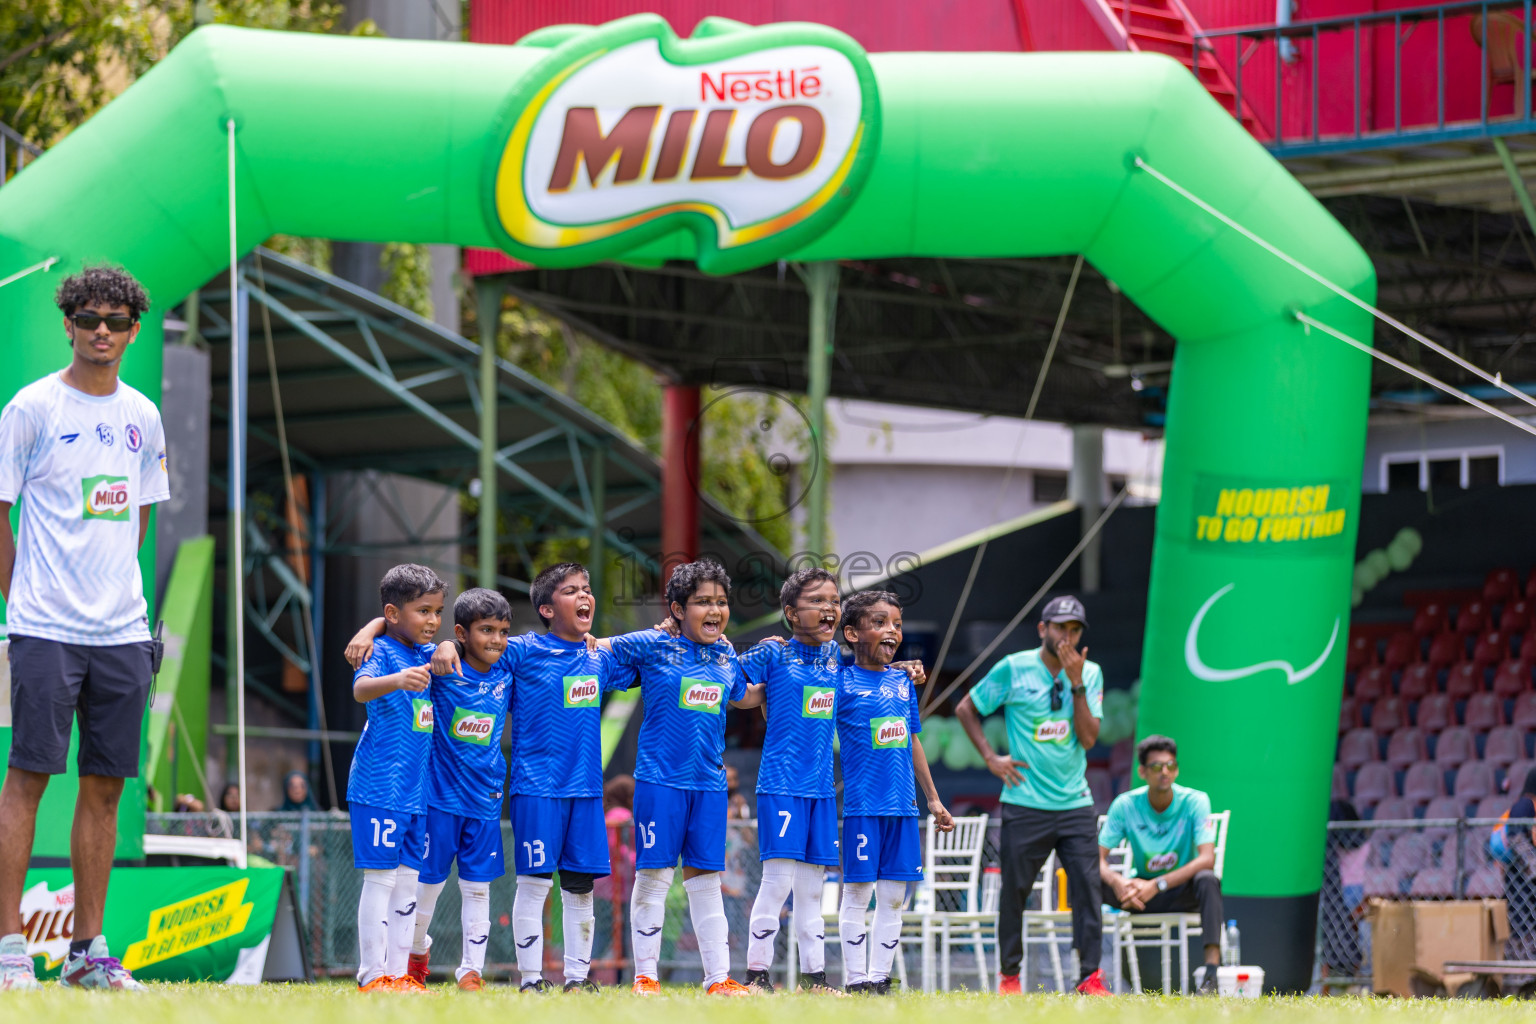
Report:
0,15,1372,988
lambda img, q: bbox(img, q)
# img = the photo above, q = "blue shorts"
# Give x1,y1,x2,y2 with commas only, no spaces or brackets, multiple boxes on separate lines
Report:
633,780,728,871
842,815,923,883
509,795,611,876
419,807,505,883
756,794,839,865
350,803,427,871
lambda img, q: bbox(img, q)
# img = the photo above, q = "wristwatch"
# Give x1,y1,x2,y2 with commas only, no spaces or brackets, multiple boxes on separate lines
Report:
1071,684,1087,696
1156,878,1168,893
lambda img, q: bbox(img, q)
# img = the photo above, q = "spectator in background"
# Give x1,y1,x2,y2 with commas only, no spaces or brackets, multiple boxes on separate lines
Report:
1502,768,1536,984
219,783,242,815
600,774,636,898
173,794,205,813
1097,735,1222,994
955,595,1108,996
725,764,751,821
279,771,319,812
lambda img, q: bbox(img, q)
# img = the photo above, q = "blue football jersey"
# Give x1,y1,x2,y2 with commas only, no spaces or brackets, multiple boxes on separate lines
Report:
503,632,635,799
426,661,510,820
739,639,839,799
608,629,747,791
836,664,923,817
347,634,436,814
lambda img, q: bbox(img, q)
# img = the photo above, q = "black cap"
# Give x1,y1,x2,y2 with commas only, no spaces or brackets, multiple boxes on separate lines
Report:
1042,595,1087,627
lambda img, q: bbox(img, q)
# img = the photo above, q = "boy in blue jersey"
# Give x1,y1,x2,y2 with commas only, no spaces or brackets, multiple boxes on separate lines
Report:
591,560,764,995
347,564,447,992
835,590,952,994
431,562,636,992
399,588,514,992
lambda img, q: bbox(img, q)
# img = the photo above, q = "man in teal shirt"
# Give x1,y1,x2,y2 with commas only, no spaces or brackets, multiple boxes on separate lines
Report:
1098,734,1222,993
955,595,1108,996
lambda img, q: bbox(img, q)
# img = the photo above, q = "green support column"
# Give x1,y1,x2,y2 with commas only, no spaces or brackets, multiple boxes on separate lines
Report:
475,280,500,590
589,444,606,633
800,262,838,561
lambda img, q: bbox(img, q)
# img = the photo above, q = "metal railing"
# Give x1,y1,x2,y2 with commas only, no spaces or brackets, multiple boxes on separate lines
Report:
1318,816,1536,990
1194,1,1536,156
0,122,40,185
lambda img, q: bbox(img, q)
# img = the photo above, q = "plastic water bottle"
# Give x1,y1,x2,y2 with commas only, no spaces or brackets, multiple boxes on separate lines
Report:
1223,920,1241,966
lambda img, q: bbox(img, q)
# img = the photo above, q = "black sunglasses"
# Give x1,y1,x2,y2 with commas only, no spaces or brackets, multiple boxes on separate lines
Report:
69,312,136,333
1050,677,1064,712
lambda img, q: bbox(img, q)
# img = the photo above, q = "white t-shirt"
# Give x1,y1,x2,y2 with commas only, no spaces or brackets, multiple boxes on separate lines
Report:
0,372,171,645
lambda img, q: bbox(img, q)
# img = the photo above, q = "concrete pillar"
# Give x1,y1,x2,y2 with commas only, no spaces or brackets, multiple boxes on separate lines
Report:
1070,424,1104,594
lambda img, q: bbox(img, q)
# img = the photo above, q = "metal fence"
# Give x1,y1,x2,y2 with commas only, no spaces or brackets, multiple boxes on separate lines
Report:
1317,816,1536,990
146,813,1010,987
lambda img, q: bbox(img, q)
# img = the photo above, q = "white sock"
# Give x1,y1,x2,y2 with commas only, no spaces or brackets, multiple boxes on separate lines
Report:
385,867,420,978
869,880,907,982
562,888,596,982
356,869,396,985
684,872,730,988
793,862,827,975
631,867,674,981
839,881,874,986
747,859,796,971
412,880,445,956
514,875,553,984
459,878,491,980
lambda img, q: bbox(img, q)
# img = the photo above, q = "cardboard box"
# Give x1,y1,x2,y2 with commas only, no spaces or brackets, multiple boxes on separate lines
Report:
1367,899,1509,997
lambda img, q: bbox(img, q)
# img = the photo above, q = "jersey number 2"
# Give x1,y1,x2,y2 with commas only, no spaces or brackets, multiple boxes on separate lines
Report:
856,834,869,861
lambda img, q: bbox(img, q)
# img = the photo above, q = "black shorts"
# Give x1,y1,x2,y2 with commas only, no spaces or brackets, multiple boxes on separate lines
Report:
7,635,153,778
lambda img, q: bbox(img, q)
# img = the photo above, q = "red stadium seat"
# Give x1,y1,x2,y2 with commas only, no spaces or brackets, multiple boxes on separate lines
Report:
1428,632,1466,670
1474,631,1513,670
1332,763,1350,801
1339,696,1359,734
1383,631,1420,670
1371,797,1416,822
1399,663,1436,701
1409,866,1456,897
1513,693,1536,730
1502,600,1533,633
1353,664,1389,702
1338,728,1379,770
1454,760,1497,800
1347,632,1375,672
1445,663,1482,701
1434,726,1477,767
1484,567,1520,605
1416,693,1455,733
1474,794,1510,819
1402,761,1446,803
1466,863,1503,898
1385,727,1429,770
1390,832,1435,871
1457,601,1491,635
1424,795,1466,820
1362,862,1410,898
1484,725,1528,768
1506,759,1536,795
1493,659,1534,699
1352,761,1396,805
1371,696,1407,734
1413,602,1450,637
1465,692,1506,731
1526,570,1536,602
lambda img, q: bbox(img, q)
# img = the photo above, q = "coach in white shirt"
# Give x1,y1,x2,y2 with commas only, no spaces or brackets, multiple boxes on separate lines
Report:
0,265,169,991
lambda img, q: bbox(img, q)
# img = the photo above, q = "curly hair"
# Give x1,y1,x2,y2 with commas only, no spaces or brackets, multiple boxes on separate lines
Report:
530,562,589,627
840,589,902,632
55,265,150,318
664,559,731,611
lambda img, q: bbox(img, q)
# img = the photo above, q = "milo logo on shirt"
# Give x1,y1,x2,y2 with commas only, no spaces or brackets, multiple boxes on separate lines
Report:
564,675,600,708
450,708,495,744
411,698,434,732
1033,719,1071,743
871,716,909,748
802,686,835,718
81,475,130,521
1146,851,1181,873
678,678,724,714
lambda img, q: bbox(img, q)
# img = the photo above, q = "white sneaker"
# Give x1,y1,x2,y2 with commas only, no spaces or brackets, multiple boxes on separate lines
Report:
0,934,39,991
58,936,145,991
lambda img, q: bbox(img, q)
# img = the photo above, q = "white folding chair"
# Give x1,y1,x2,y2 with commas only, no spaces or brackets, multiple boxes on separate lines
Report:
1020,850,1071,991
923,814,991,990
1105,809,1231,994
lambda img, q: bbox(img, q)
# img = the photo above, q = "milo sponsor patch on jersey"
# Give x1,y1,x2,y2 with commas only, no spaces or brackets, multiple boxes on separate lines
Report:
1146,850,1181,873
802,685,835,718
678,678,725,714
82,474,130,521
450,707,495,745
411,698,434,732
871,716,909,748
1033,718,1071,744
564,675,600,708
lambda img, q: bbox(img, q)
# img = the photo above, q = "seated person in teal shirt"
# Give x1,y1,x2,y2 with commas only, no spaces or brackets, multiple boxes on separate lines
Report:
1098,734,1223,994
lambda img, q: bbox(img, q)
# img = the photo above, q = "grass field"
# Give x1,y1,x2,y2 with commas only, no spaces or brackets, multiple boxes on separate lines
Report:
5,986,1536,1023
